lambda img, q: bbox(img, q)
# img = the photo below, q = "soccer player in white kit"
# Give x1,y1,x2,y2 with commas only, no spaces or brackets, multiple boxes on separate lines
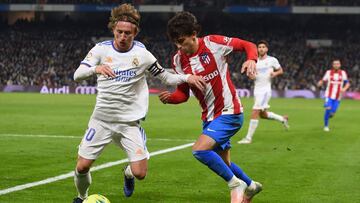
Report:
238,40,289,144
71,4,205,203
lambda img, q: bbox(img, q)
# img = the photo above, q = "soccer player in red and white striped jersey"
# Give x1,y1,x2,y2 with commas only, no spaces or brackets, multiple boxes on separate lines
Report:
317,59,350,132
158,12,262,203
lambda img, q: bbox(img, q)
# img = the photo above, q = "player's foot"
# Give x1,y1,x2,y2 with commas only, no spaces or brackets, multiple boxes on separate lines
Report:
123,166,135,197
324,126,330,132
243,181,263,203
238,138,252,144
72,197,83,203
282,115,290,130
229,178,247,203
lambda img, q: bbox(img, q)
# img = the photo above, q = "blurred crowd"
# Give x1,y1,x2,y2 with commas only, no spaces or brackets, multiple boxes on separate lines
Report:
0,15,359,91
1,0,360,6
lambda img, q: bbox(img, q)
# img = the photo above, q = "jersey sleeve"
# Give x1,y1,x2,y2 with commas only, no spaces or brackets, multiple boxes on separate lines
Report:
207,35,257,60
171,52,185,75
342,70,348,81
80,44,102,67
272,57,281,70
322,70,330,81
168,83,190,104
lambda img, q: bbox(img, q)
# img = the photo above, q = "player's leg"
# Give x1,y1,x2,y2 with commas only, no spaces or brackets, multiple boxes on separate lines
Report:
323,98,332,131
73,157,94,203
217,149,252,186
261,110,289,130
115,122,150,197
238,109,260,144
330,99,340,118
74,118,113,202
192,135,246,203
197,114,252,202
217,149,262,203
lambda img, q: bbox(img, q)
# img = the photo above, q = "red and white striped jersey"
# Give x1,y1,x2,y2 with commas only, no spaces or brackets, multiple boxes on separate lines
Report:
322,69,348,100
172,35,257,121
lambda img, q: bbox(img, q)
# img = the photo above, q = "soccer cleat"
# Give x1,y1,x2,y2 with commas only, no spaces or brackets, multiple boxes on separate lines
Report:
123,167,135,197
243,181,263,203
324,126,330,132
282,115,290,130
72,197,83,203
238,138,252,144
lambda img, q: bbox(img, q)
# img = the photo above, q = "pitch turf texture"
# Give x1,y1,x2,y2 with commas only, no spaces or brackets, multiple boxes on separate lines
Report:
0,93,359,203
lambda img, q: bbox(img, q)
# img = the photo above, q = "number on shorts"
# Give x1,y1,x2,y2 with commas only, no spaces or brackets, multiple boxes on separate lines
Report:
85,128,96,141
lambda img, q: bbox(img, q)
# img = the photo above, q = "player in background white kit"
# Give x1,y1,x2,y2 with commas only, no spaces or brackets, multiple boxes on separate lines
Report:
238,40,289,144
71,4,205,203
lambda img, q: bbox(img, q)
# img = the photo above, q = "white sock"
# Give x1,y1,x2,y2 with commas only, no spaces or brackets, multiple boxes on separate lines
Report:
245,119,259,140
228,176,240,189
267,112,284,122
74,169,92,200
124,165,134,178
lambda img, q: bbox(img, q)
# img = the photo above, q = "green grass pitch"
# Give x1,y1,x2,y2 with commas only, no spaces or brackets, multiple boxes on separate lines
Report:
0,93,359,203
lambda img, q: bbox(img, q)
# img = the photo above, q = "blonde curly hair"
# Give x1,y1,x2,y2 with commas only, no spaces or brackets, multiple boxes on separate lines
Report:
108,3,140,33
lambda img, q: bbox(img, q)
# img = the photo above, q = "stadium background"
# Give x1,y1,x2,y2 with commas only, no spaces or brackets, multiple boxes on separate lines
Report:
1,1,360,203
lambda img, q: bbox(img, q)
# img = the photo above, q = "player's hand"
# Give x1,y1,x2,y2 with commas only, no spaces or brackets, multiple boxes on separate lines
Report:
158,91,171,104
270,72,276,78
187,75,206,92
317,81,323,87
340,88,346,93
241,60,257,79
95,65,116,79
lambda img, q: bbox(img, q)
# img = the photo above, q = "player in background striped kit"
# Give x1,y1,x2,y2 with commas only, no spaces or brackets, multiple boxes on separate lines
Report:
317,59,350,132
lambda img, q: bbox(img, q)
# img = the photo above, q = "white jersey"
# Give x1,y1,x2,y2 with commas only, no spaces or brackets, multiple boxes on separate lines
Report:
254,55,281,93
81,40,158,122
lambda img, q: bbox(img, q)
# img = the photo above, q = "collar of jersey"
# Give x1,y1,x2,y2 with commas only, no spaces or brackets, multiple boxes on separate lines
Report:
112,40,134,53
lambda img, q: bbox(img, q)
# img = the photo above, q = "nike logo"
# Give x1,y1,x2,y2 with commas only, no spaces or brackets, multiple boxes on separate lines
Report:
207,128,216,132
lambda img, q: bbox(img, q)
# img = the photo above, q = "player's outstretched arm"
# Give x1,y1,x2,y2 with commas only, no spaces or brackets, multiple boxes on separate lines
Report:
73,64,115,82
158,83,190,104
148,61,206,91
229,38,258,79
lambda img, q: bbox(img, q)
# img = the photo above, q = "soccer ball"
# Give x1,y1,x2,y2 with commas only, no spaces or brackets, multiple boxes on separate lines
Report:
83,194,111,203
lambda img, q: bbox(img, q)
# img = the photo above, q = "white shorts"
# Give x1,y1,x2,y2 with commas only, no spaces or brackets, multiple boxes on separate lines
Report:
253,91,271,110
78,117,150,162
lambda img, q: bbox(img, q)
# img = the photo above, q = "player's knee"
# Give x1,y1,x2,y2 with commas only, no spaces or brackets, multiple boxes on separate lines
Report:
76,165,90,174
132,168,147,180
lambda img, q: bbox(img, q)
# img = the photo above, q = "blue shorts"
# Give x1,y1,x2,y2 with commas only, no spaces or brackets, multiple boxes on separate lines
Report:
324,97,340,113
202,114,243,151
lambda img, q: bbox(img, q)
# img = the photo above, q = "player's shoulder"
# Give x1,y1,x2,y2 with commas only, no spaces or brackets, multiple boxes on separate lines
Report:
266,55,278,61
204,34,231,45
133,40,146,49
96,40,113,47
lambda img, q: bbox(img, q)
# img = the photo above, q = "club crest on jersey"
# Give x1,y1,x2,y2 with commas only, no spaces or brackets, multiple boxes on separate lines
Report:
132,58,139,67
200,53,211,65
105,56,112,63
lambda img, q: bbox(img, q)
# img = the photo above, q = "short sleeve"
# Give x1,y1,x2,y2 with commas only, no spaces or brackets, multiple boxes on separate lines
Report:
342,70,348,81
272,57,281,70
322,70,330,81
206,35,234,56
80,44,102,67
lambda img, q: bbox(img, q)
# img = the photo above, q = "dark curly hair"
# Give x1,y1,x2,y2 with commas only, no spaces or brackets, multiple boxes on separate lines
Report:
257,40,269,48
167,11,201,42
